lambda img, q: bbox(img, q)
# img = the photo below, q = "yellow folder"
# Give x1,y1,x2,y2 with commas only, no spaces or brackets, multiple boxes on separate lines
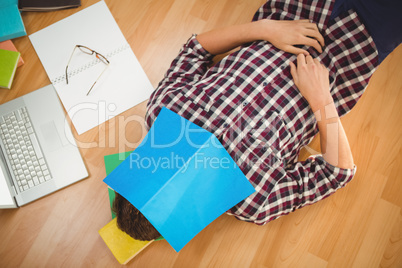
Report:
98,218,153,265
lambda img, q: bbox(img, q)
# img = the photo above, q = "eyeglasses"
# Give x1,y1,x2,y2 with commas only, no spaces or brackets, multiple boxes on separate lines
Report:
65,45,110,95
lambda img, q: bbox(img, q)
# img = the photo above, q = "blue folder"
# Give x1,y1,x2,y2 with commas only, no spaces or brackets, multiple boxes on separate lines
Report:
0,0,26,42
104,107,255,252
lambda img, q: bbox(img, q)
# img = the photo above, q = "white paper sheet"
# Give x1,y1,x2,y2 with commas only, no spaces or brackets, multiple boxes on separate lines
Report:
29,1,153,134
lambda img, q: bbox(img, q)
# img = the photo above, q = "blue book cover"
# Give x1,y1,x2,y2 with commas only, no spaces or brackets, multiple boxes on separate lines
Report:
0,0,26,42
104,107,255,252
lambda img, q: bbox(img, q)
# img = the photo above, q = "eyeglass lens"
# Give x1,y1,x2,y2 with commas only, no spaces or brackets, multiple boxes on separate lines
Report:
78,46,93,55
78,46,109,64
96,54,109,64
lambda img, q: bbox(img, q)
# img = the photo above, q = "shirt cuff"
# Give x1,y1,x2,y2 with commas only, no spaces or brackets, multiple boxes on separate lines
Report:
184,34,215,59
314,155,357,184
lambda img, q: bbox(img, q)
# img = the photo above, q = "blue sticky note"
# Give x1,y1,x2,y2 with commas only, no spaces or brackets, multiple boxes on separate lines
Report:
0,0,27,42
103,107,255,252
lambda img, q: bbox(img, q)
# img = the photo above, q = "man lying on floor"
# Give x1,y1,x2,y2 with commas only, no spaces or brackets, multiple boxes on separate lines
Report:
113,0,402,240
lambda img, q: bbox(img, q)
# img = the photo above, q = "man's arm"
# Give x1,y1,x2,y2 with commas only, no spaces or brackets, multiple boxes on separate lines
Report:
290,54,354,169
197,19,325,56
237,54,355,224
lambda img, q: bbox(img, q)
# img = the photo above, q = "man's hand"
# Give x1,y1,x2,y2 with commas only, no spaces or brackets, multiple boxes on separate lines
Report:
289,54,332,111
259,19,325,55
197,19,324,56
289,54,354,169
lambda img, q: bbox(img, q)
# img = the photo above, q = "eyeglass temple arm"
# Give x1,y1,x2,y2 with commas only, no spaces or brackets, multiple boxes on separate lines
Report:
86,64,110,96
65,46,78,84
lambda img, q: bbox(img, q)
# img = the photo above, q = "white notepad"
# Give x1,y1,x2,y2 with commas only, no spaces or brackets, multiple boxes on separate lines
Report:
29,1,153,134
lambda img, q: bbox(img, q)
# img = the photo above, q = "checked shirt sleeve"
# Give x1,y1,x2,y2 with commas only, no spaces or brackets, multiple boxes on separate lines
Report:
145,35,214,129
260,155,356,223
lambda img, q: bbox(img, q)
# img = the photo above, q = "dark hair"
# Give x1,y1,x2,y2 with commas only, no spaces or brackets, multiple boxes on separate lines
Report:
112,192,160,241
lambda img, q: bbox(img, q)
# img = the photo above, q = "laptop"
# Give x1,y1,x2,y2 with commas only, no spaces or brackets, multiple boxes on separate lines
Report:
0,85,88,208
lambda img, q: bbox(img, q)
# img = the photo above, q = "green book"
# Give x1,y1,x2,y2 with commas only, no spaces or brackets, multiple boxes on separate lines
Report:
104,150,133,219
0,49,20,89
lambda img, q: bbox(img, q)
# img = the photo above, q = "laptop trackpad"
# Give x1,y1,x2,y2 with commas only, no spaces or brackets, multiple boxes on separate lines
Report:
40,121,62,152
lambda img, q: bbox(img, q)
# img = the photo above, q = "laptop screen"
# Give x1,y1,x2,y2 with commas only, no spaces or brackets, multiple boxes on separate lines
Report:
0,164,16,208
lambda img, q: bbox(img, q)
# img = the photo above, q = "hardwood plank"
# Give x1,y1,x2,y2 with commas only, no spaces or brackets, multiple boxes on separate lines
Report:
380,209,402,268
352,199,400,267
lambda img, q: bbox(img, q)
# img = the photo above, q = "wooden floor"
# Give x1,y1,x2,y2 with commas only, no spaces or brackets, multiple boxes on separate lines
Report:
0,0,401,267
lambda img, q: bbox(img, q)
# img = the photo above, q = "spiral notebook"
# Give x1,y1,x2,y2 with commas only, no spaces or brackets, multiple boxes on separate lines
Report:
29,1,153,134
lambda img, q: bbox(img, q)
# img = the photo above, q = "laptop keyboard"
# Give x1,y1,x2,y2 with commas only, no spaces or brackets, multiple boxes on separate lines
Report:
0,107,52,192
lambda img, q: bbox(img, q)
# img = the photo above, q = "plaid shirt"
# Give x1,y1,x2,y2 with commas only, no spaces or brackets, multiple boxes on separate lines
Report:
145,0,378,225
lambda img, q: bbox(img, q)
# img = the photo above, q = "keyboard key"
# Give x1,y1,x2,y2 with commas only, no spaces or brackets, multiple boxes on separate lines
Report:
29,133,43,159
15,110,22,121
